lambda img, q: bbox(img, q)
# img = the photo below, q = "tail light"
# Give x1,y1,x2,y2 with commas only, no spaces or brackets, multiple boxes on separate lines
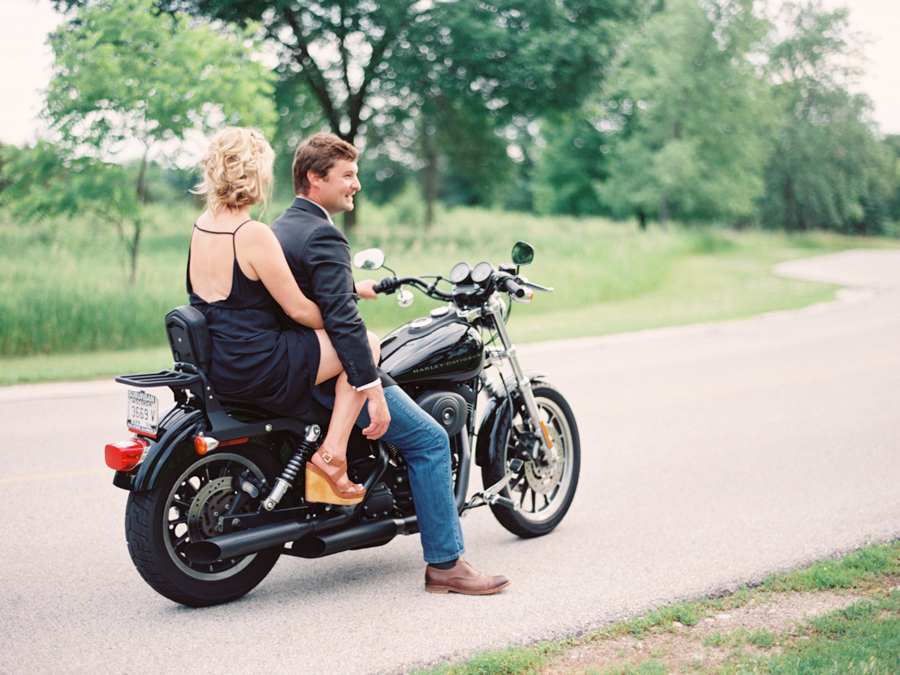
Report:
105,438,150,471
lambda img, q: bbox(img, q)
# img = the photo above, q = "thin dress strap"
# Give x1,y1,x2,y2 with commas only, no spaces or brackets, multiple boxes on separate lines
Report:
193,219,253,258
188,219,253,294
232,219,252,257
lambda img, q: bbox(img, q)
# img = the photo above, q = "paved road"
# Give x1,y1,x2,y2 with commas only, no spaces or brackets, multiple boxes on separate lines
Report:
2,249,899,675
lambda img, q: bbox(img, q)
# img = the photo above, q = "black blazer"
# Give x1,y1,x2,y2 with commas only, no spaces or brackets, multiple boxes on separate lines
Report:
271,198,379,388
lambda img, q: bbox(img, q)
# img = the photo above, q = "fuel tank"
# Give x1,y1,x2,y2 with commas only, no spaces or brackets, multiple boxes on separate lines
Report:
379,308,484,384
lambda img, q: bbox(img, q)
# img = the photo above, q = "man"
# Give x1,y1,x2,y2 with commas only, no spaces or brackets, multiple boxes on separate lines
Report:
271,133,510,595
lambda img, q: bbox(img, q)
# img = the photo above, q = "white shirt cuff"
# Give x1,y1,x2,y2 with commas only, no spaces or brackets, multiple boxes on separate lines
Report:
354,379,382,392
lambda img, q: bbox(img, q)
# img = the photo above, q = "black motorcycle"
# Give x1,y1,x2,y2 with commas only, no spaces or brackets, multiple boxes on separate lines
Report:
105,241,580,606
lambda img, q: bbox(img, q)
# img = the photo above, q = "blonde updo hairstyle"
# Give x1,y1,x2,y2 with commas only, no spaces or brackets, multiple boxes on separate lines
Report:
193,127,275,217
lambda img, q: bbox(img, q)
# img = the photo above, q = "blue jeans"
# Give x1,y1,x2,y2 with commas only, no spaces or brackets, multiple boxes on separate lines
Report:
313,384,466,564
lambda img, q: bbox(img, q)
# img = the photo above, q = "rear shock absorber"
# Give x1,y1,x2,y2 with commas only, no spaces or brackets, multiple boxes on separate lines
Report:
263,425,321,511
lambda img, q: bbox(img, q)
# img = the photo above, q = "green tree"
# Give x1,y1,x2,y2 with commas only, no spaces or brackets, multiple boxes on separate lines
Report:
882,134,900,225
56,0,649,231
594,0,774,226
33,0,277,281
759,0,891,233
1,142,143,270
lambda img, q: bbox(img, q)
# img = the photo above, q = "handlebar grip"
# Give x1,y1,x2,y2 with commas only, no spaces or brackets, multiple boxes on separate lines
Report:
501,277,526,298
373,277,397,294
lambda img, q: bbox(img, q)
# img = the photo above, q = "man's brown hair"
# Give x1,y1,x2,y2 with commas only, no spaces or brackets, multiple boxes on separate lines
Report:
292,133,359,195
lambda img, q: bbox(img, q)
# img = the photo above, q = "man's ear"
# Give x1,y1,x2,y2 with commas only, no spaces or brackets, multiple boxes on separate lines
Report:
307,170,323,188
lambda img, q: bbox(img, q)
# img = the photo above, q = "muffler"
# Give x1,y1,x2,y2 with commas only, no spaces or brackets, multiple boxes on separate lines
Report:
185,520,315,565
289,518,411,558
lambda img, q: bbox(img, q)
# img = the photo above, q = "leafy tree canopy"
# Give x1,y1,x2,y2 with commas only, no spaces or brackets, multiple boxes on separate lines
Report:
759,0,890,233
126,0,649,144
17,0,279,282
47,0,278,162
596,0,774,225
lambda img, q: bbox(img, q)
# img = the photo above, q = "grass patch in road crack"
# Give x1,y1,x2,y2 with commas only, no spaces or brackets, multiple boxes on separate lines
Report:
415,541,900,675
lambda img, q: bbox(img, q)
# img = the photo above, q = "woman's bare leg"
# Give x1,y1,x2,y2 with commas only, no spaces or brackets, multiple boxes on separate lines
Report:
311,330,382,493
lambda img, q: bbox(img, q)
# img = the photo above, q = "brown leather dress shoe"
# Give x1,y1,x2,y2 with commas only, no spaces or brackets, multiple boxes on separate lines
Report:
424,559,510,595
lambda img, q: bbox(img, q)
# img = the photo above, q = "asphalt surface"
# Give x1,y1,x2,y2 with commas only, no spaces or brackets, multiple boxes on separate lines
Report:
1,248,899,675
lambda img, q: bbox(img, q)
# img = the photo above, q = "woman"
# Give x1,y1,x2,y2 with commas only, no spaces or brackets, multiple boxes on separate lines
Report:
188,126,380,505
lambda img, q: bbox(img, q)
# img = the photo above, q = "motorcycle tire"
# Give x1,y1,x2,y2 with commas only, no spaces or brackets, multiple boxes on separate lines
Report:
481,384,580,538
124,444,283,607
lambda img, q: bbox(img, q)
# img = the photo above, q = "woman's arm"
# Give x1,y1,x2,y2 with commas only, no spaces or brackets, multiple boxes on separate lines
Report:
239,222,324,329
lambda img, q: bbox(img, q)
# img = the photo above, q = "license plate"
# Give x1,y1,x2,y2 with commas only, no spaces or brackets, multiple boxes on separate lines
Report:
127,390,159,438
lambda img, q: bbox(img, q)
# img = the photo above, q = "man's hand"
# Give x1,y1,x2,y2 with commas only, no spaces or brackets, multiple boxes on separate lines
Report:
361,384,390,439
355,279,378,300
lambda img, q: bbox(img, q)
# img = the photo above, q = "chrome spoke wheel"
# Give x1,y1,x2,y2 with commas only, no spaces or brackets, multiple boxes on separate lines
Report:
164,453,268,580
125,444,283,606
481,383,580,538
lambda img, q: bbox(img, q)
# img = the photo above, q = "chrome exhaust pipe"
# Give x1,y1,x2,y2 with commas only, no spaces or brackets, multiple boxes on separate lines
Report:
185,520,315,564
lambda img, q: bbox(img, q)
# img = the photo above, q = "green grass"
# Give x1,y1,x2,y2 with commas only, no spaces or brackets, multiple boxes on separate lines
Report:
409,542,900,675
0,346,173,385
765,594,900,675
1,201,898,385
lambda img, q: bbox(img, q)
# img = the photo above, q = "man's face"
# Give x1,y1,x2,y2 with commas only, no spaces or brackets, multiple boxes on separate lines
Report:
308,159,361,216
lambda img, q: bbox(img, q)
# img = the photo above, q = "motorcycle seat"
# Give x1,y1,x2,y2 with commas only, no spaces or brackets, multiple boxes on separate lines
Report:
165,306,212,373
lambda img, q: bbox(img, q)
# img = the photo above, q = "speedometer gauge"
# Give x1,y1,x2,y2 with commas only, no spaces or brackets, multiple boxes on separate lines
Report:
471,261,494,284
449,262,472,284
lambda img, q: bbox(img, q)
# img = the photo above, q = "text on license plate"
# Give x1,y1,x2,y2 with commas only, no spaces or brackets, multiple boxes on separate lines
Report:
127,390,159,437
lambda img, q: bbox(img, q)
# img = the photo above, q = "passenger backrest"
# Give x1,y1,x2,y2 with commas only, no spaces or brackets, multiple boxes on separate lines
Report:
165,306,212,374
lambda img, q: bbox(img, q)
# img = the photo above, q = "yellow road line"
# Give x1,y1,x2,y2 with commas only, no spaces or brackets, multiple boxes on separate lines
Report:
0,467,109,484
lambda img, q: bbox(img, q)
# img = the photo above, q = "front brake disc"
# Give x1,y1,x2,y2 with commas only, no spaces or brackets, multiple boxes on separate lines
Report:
524,426,564,495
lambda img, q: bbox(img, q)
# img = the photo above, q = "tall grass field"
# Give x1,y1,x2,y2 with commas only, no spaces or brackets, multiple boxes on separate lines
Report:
1,198,896,385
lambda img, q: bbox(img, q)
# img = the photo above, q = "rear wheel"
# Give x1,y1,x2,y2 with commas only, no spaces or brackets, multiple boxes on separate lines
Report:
481,384,580,538
125,445,282,607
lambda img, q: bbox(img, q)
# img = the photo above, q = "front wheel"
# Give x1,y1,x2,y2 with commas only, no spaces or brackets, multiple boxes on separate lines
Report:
125,445,282,607
481,384,580,538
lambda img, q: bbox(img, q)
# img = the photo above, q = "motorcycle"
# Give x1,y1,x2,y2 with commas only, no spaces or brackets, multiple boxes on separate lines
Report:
105,240,580,606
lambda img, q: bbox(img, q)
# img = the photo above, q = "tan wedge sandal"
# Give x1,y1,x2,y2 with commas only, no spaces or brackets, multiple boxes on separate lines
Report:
305,449,366,505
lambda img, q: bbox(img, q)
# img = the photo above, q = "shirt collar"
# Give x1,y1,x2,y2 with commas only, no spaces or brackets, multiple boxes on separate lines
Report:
296,196,333,224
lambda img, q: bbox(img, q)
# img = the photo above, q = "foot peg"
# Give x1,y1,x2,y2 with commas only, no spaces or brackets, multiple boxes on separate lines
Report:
462,459,523,515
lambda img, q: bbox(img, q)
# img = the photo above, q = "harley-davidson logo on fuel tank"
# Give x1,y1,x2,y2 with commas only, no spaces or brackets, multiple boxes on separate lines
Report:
380,317,484,384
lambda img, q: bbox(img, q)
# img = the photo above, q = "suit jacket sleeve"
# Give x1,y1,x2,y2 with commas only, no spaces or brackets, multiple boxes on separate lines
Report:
302,226,379,388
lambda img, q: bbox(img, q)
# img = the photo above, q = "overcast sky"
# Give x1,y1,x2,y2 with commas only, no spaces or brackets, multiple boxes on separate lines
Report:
0,0,898,148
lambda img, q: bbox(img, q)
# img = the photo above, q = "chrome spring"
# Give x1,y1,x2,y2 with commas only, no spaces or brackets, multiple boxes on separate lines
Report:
385,441,403,464
263,425,321,511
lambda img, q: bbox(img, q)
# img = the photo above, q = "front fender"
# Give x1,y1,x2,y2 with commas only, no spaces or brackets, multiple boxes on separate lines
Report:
475,371,546,468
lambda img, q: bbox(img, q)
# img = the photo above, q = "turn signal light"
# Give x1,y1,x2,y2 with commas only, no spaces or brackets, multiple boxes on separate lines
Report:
105,438,150,471
194,434,248,455
512,289,534,304
194,433,220,455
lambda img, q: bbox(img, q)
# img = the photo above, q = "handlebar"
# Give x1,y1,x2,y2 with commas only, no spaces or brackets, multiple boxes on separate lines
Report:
373,277,397,295
496,273,526,298
374,275,454,301
374,270,546,303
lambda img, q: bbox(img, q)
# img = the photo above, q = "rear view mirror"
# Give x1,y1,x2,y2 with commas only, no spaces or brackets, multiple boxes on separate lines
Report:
353,248,385,271
511,241,534,266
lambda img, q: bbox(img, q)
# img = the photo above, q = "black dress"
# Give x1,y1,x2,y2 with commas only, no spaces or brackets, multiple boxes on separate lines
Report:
187,221,321,419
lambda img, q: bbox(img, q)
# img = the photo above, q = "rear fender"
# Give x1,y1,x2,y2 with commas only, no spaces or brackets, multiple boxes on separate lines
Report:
475,371,546,468
113,404,312,492
113,408,206,492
